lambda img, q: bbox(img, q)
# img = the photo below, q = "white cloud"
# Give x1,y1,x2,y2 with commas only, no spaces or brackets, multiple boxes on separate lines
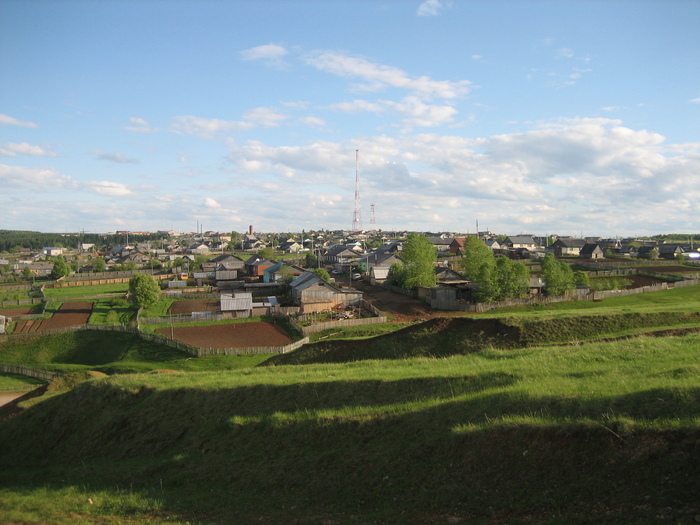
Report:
557,47,575,59
242,107,288,128
171,115,252,137
300,116,326,127
240,43,290,69
204,197,221,208
216,118,700,235
691,97,700,104
85,181,133,196
417,0,449,16
170,109,285,138
0,142,57,158
123,117,157,133
240,43,288,61
304,51,470,100
0,164,74,190
0,114,38,128
93,150,140,164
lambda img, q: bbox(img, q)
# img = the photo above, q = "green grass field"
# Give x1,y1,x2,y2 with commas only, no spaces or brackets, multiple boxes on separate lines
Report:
0,334,699,523
0,372,45,390
1,284,700,523
43,282,130,298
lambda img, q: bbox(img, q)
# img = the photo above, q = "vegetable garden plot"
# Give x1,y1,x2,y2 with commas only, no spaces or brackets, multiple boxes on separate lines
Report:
156,321,291,349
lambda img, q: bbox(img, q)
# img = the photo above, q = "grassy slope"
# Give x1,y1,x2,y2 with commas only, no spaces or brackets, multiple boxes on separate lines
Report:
0,336,699,524
1,285,700,523
0,331,271,374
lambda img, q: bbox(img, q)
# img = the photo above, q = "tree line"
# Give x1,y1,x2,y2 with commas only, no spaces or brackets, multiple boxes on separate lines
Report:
0,230,168,253
389,236,587,302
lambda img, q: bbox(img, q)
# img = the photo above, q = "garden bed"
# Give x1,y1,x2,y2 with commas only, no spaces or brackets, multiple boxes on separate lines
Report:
155,321,291,349
12,302,93,333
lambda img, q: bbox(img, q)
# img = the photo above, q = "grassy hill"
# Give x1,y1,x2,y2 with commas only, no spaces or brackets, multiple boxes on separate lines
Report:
1,333,700,523
1,285,700,523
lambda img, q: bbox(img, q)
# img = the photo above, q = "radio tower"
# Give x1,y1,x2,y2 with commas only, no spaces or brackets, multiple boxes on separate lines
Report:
352,149,363,232
370,203,376,228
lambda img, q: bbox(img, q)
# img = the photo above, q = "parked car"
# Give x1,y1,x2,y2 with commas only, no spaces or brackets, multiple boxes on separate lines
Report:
331,269,342,275
351,273,362,280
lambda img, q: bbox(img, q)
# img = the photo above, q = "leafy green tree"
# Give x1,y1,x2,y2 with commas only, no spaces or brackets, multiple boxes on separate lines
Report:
400,233,436,289
50,258,71,279
573,270,590,287
311,267,331,283
228,231,243,251
541,254,575,296
92,256,106,273
258,247,274,259
128,273,161,309
460,237,499,301
278,265,295,284
494,256,531,300
305,251,318,268
460,237,496,284
387,263,406,287
22,267,33,281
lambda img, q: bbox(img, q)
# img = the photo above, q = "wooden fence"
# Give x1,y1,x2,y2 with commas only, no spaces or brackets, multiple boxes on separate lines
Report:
291,300,388,335
0,363,60,381
0,297,43,308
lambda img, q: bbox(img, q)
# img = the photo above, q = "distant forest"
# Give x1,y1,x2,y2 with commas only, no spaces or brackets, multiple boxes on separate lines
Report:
0,230,168,253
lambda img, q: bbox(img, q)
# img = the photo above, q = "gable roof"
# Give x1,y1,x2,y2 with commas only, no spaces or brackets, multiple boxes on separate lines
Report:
220,292,253,312
580,243,603,255
505,235,536,245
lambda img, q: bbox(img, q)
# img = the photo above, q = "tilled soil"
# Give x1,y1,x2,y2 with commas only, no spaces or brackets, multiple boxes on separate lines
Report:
0,306,34,318
12,302,92,333
167,300,220,315
156,321,292,349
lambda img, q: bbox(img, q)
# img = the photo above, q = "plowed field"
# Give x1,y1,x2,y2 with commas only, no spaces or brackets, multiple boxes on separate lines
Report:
13,302,92,333
156,321,292,348
167,300,220,314
0,306,34,318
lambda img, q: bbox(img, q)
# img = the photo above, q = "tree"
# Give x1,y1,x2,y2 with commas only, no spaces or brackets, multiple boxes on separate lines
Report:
460,237,498,302
387,263,406,287
311,267,331,283
51,258,71,280
400,233,436,289
494,256,531,300
460,237,496,284
92,256,106,273
278,265,296,284
541,254,575,296
305,251,318,268
22,267,33,281
573,270,590,287
258,247,274,259
128,273,161,309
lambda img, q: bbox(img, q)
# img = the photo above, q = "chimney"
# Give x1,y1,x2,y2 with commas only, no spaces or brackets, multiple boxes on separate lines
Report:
249,225,254,235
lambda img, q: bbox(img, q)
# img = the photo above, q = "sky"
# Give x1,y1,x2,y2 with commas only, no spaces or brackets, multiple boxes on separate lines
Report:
1,0,699,238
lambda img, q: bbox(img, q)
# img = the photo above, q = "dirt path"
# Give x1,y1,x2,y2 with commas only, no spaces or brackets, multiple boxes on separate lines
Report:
0,392,25,407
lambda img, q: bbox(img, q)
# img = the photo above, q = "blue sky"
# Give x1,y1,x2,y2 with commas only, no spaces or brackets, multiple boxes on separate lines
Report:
1,0,699,237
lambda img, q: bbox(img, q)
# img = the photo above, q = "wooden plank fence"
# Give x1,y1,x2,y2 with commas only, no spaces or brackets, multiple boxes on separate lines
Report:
0,363,60,381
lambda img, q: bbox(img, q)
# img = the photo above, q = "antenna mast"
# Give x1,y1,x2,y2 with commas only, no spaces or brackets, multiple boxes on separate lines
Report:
370,203,376,228
352,149,363,232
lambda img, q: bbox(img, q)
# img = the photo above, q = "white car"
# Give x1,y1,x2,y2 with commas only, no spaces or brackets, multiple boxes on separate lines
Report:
351,273,362,280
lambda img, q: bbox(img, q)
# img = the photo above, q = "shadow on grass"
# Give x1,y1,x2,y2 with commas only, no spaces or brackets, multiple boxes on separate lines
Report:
1,371,699,523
